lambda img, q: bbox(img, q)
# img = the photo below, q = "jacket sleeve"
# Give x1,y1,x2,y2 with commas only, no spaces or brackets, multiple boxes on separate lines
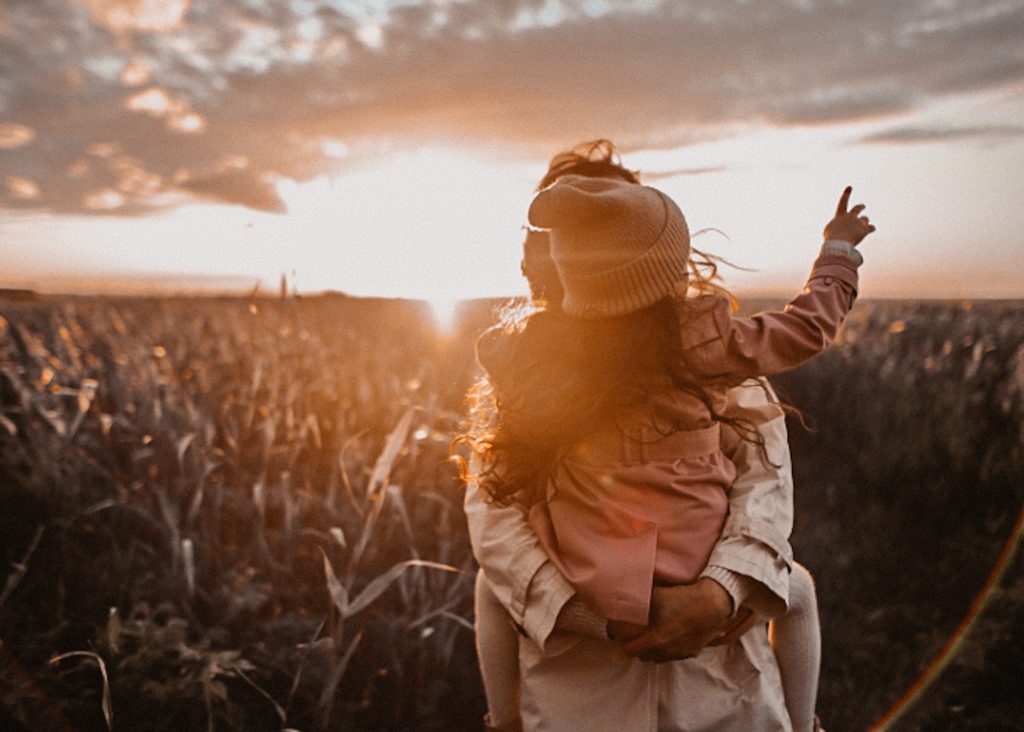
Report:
464,456,576,652
679,252,859,380
700,378,794,617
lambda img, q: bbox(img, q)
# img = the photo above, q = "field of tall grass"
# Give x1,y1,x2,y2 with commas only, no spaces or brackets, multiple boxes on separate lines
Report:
1,294,1022,731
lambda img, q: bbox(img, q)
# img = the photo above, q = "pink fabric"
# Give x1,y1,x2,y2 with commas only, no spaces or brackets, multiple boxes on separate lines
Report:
530,450,735,624
529,255,858,625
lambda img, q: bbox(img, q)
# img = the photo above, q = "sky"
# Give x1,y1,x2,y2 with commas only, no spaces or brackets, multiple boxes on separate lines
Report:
2,0,1024,306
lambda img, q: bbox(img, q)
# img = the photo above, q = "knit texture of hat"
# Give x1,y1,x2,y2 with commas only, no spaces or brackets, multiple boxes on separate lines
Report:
528,175,690,317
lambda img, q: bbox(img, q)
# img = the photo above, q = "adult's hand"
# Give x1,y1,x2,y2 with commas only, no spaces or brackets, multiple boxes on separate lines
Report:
621,577,733,663
707,605,757,647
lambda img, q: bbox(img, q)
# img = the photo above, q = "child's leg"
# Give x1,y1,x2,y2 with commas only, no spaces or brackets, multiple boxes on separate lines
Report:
474,569,522,729
770,562,821,732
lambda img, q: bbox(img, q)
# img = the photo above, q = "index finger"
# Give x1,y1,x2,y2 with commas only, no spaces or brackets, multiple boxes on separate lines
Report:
836,186,852,216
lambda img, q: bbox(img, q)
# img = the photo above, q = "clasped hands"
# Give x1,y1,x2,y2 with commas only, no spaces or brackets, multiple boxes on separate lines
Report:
606,577,756,663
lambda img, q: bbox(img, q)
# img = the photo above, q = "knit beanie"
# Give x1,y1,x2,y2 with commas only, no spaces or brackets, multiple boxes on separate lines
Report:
527,175,690,318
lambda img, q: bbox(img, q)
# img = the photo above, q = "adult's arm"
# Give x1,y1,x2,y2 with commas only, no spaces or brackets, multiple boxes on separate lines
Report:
464,377,795,655
621,378,794,661
701,377,794,618
463,455,577,654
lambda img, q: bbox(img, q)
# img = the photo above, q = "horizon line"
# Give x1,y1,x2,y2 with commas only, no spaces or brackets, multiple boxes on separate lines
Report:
2,282,1021,304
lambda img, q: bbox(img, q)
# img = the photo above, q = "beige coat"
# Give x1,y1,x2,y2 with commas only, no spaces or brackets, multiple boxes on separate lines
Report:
464,380,796,731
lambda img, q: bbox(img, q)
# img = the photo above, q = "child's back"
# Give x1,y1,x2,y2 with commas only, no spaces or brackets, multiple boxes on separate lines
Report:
480,175,865,626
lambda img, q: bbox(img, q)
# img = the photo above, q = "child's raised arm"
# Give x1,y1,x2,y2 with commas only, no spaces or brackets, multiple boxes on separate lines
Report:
677,187,876,380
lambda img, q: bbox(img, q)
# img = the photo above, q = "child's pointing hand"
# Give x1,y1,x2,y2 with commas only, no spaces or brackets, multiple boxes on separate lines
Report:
823,186,876,246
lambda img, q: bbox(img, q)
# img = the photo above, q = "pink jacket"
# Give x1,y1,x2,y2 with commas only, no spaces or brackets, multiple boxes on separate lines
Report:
529,251,860,624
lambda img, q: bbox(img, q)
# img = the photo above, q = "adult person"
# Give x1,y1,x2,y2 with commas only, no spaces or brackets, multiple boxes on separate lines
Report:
463,141,831,731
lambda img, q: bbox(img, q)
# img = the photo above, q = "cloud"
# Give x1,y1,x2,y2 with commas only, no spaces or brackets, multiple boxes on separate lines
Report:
0,123,36,149
858,124,1024,144
5,176,41,199
2,0,1024,216
75,0,191,34
178,169,286,213
642,166,728,181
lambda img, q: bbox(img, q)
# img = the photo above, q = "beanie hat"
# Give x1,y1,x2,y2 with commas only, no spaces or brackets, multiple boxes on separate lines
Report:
527,175,690,317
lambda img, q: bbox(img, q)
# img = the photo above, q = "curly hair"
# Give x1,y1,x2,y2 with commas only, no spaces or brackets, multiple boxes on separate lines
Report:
536,139,640,191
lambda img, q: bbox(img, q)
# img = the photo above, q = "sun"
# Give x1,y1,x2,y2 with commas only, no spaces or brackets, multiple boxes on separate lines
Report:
426,296,462,333
270,146,535,302
70,146,538,303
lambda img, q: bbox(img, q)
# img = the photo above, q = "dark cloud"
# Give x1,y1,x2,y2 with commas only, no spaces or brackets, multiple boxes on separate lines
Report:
2,0,1023,216
178,169,286,212
859,124,1024,144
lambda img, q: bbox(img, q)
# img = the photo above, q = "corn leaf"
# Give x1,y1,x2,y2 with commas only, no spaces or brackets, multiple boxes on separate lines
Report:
365,407,415,497
321,549,349,617
50,651,113,732
346,559,459,619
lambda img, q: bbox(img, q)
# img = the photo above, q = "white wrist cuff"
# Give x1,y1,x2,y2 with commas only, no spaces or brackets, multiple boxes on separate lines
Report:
820,239,863,265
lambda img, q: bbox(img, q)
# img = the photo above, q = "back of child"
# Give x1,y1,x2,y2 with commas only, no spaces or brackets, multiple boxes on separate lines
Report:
517,174,867,629
472,171,874,732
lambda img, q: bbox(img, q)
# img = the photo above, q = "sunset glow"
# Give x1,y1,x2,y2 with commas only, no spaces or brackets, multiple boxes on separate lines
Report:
1,1,1023,299
2,5,1023,728
426,296,462,333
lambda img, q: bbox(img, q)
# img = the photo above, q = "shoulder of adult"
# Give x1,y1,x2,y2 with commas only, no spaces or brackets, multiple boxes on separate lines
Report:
722,378,785,432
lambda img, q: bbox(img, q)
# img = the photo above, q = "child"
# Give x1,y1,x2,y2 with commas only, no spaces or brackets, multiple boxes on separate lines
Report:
469,175,874,732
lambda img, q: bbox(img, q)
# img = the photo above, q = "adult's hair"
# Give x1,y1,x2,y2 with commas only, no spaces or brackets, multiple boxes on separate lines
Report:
524,140,640,306
464,300,686,506
536,139,640,191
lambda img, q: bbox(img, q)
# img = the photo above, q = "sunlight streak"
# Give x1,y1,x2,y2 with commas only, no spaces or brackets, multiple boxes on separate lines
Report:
426,296,462,333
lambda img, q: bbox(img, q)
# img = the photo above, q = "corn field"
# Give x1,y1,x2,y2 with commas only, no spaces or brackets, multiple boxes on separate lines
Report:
0,295,486,731
1,294,1023,731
